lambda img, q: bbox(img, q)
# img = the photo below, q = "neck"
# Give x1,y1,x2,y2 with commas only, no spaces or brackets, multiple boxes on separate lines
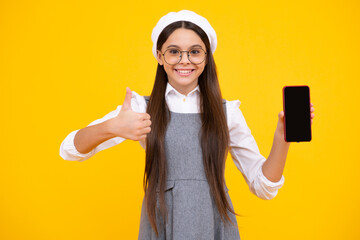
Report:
168,81,198,96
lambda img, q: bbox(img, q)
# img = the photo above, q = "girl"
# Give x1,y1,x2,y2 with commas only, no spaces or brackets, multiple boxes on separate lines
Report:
60,10,315,240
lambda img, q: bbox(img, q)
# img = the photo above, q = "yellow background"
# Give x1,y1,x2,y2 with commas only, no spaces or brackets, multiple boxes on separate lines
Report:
1,0,359,239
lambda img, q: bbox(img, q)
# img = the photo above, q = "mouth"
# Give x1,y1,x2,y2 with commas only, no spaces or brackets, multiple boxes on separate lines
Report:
175,69,195,77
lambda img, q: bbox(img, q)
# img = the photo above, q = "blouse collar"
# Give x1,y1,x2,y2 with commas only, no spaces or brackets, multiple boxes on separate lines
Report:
165,82,200,98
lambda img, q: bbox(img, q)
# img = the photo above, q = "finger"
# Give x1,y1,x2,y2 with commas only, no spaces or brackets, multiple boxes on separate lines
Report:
142,120,151,128
311,113,315,119
121,87,132,111
278,111,284,119
136,132,150,141
140,127,151,135
310,103,314,107
311,107,315,112
140,113,151,120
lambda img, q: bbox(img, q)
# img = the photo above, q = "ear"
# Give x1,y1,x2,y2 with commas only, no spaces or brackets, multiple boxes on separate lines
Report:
156,50,164,66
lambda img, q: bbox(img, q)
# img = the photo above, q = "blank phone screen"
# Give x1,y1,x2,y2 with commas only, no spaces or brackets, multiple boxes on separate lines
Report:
283,86,311,142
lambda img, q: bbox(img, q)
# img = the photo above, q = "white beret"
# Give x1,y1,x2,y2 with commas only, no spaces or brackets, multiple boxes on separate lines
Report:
151,10,217,59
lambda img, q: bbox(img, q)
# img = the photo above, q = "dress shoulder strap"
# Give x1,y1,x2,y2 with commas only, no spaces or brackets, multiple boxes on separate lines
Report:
222,99,227,119
144,96,150,104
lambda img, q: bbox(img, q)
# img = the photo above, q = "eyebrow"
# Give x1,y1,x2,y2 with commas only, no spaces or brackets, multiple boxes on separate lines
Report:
166,44,204,49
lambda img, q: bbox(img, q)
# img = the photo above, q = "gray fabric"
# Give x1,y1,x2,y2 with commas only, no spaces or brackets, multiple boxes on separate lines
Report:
138,101,240,240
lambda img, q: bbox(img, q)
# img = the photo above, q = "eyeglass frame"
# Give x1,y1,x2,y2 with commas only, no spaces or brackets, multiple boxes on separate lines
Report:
159,48,207,65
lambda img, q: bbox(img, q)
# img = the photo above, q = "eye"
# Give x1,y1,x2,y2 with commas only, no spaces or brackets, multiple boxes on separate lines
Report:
190,49,200,55
168,49,180,55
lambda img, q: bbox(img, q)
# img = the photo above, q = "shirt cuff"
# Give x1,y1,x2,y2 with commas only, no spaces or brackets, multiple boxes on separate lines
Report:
59,130,95,162
251,166,285,200
258,167,285,189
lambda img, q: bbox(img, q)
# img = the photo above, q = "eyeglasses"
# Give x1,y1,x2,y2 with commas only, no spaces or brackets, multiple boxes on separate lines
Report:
161,48,207,65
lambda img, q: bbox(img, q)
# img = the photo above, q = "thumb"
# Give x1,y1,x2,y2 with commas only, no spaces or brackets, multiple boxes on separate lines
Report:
278,111,284,119
121,87,132,111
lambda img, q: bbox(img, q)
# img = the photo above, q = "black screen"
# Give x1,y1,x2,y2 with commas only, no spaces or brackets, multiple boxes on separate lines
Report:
283,86,311,142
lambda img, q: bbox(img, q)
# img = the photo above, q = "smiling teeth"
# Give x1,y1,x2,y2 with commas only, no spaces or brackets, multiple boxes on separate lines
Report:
178,70,192,73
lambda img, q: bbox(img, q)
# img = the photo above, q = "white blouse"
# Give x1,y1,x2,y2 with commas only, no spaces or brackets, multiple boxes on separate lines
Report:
59,83,285,200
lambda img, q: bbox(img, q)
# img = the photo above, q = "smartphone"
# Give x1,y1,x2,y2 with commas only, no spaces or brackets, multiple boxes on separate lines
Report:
282,86,312,142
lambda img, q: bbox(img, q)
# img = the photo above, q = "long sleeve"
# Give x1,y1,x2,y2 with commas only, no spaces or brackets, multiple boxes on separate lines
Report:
59,91,147,162
226,100,285,200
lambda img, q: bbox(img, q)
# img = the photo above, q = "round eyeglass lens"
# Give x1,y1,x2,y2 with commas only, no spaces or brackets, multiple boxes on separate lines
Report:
164,49,181,65
188,49,206,64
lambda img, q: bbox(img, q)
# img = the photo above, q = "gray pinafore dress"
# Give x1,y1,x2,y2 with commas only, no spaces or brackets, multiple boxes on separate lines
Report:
138,100,241,240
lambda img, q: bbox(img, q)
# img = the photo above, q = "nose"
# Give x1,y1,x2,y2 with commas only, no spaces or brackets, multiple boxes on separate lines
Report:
179,52,191,64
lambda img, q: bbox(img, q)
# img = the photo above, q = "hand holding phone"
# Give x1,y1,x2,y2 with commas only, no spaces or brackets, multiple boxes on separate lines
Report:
282,86,312,142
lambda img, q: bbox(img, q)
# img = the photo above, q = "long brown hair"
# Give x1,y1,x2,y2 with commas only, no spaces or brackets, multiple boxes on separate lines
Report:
144,21,237,236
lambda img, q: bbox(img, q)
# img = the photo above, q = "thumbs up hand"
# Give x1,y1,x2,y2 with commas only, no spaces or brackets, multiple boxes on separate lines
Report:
107,88,151,141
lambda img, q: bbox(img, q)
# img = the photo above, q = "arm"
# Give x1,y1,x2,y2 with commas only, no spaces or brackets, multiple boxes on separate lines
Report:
262,105,315,182
74,92,151,154
227,100,285,200
59,88,151,161
59,108,124,161
73,119,116,154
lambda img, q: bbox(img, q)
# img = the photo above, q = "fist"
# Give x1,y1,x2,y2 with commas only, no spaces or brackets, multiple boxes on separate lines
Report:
108,87,151,141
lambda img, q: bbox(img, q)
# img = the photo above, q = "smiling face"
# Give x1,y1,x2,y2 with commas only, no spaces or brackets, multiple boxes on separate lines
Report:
156,28,207,95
